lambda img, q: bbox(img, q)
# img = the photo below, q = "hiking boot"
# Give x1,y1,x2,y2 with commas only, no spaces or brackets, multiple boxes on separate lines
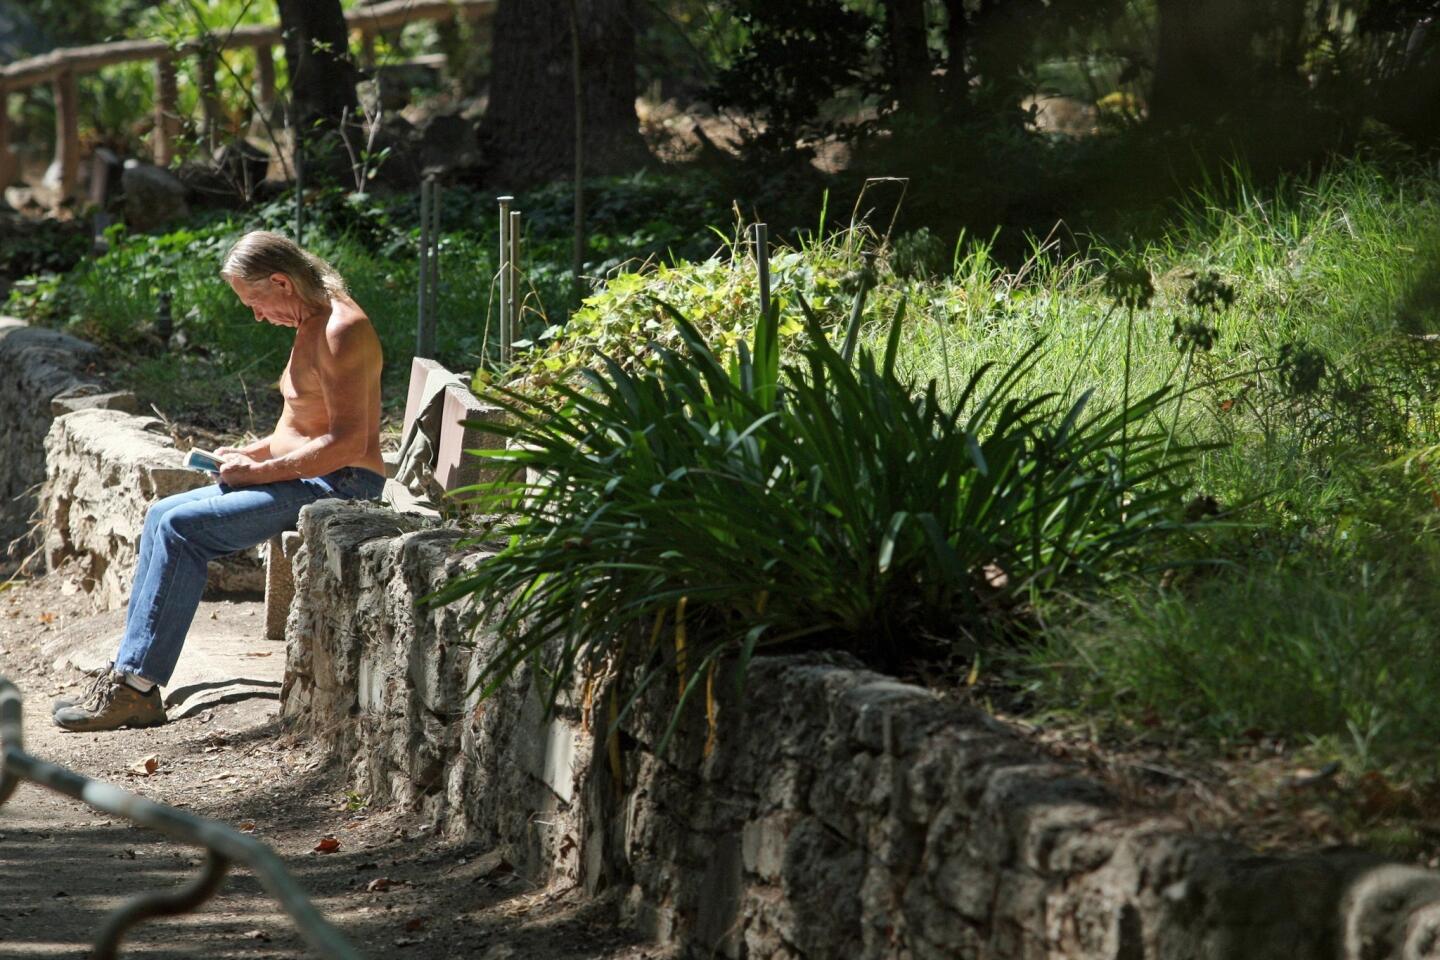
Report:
53,670,166,732
51,660,114,713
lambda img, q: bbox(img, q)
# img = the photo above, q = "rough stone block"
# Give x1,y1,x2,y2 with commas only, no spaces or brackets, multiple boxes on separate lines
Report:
51,388,140,416
263,530,302,642
276,520,1440,960
742,813,799,882
515,686,581,804
433,383,503,495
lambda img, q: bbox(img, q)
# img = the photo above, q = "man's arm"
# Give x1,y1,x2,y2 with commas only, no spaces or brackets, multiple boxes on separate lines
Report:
215,436,273,461
220,317,377,486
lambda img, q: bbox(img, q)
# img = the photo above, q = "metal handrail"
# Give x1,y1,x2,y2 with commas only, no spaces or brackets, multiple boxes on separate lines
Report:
0,676,363,960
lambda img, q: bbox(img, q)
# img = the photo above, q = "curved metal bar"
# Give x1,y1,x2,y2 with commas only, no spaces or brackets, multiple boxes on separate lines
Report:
0,677,362,959
0,673,24,807
93,850,230,960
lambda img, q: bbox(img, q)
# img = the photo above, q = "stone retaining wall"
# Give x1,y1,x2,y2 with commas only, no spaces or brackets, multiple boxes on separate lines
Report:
282,500,1440,960
280,500,589,881
0,315,262,602
0,318,103,552
40,408,262,607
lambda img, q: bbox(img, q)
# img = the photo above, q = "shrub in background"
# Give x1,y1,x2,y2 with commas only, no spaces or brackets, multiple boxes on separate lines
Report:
431,295,1197,741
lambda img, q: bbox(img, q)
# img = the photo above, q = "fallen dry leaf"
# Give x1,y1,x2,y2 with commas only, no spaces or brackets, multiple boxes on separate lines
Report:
237,821,256,834
365,877,392,893
127,755,159,777
37,611,56,624
403,916,428,932
314,836,341,854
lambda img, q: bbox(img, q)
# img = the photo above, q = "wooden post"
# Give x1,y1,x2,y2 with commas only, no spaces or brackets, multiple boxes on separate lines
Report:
53,68,79,204
359,31,377,69
254,43,276,119
199,47,221,153
154,57,179,167
0,87,16,191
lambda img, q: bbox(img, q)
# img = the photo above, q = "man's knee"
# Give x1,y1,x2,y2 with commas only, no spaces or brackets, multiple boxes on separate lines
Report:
152,510,192,547
145,489,201,530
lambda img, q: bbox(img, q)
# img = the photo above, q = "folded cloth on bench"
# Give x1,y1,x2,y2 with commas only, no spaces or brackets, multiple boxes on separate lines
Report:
393,365,466,506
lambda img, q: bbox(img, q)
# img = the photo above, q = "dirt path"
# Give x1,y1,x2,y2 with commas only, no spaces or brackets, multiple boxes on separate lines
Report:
0,571,662,960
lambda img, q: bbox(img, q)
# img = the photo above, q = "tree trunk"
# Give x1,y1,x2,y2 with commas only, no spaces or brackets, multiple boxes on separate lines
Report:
968,0,1043,115
885,0,932,112
941,0,970,87
1269,0,1308,80
485,0,645,185
1149,0,1255,126
277,0,359,131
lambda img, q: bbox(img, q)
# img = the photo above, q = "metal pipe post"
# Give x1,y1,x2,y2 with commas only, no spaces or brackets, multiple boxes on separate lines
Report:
416,177,433,358
0,86,14,196
429,178,441,329
508,209,522,356
754,222,771,319
293,110,304,246
497,195,513,366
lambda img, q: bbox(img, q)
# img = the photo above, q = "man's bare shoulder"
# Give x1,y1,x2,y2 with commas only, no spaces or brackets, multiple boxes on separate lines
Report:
322,296,380,353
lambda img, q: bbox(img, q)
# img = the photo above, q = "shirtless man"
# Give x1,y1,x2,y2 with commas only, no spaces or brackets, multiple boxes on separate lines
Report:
54,230,386,732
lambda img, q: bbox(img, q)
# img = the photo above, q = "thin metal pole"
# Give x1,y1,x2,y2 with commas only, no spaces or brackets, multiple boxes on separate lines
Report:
417,177,432,358
754,222,771,319
566,0,585,312
497,195,513,366
293,111,304,247
509,209,522,356
95,851,230,959
428,177,441,354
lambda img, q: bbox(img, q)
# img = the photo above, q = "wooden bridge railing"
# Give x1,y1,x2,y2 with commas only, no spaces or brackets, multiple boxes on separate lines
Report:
0,0,495,204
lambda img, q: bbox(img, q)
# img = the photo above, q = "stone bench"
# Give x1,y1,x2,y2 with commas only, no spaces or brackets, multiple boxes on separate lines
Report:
262,357,504,641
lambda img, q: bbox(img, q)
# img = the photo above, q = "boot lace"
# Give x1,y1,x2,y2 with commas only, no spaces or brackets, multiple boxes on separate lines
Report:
78,666,122,711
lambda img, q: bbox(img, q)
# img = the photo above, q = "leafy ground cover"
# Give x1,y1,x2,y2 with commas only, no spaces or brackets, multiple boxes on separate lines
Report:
3,170,732,430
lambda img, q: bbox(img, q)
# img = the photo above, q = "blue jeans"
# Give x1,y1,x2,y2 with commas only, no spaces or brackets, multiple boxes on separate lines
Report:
114,466,386,686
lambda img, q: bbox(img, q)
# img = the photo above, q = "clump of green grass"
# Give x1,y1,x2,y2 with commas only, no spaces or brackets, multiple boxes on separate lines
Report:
1027,545,1440,762
950,157,1440,773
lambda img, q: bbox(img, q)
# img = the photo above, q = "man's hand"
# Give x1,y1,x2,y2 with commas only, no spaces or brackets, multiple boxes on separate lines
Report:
217,453,263,487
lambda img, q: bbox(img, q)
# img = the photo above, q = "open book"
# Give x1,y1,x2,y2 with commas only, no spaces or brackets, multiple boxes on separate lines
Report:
183,448,224,473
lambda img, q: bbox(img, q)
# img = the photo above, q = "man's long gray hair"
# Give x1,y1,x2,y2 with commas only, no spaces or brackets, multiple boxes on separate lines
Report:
220,230,348,306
